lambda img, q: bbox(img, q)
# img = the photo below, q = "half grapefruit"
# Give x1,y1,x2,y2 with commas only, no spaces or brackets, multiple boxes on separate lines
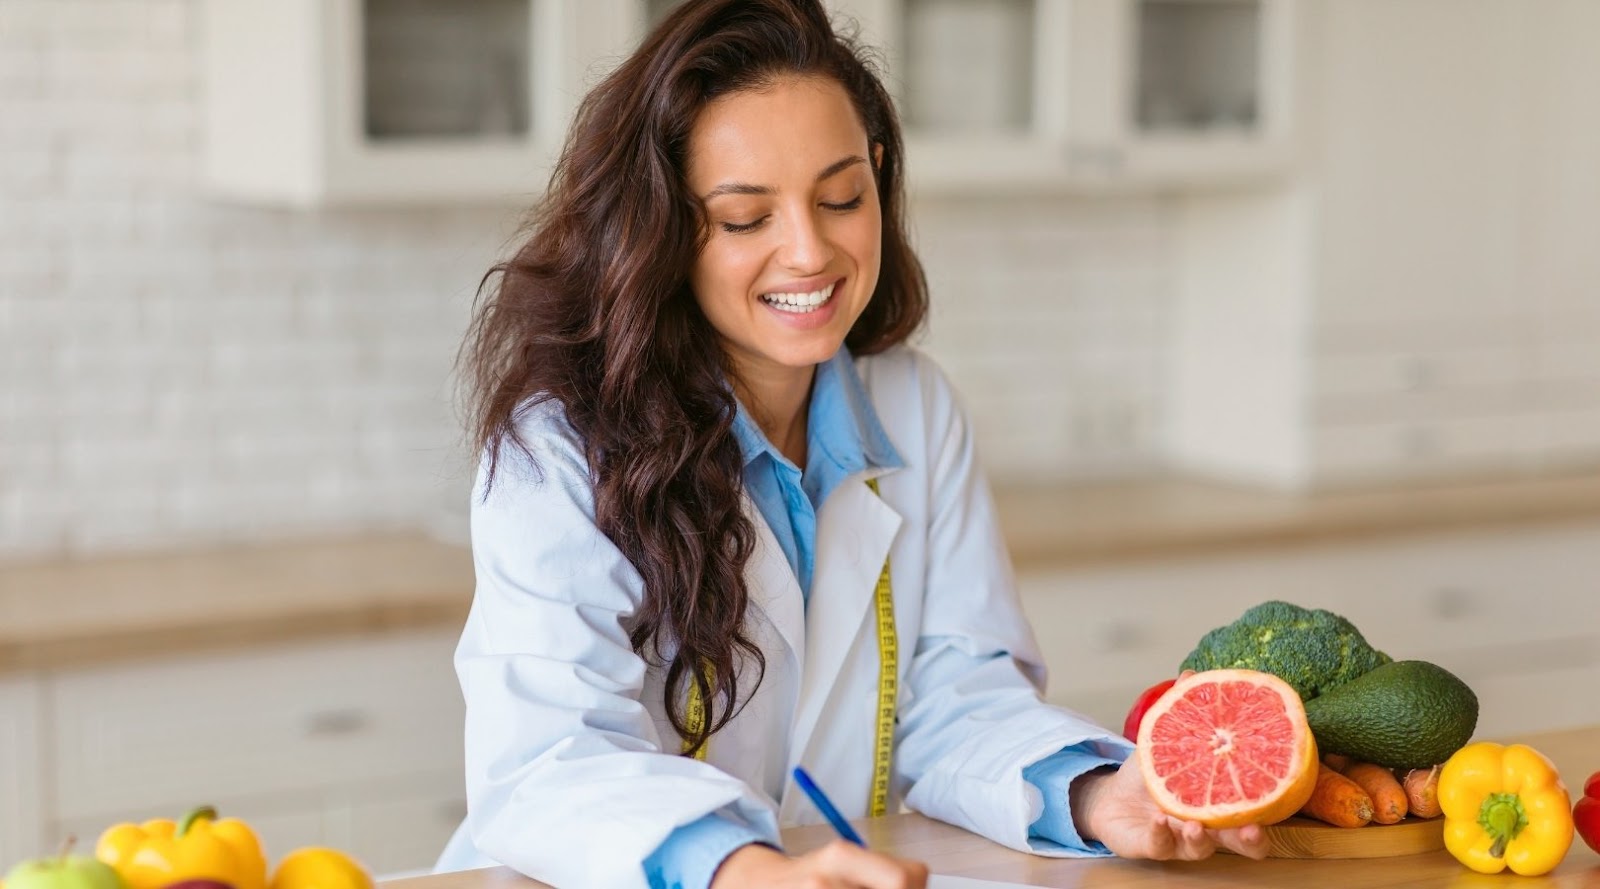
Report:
1136,669,1319,829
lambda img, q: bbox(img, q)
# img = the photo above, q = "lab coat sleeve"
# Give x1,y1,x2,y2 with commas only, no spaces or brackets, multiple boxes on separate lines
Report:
895,359,1135,856
455,406,780,889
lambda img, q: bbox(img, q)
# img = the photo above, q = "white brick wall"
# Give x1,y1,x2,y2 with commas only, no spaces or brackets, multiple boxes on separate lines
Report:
0,0,1171,558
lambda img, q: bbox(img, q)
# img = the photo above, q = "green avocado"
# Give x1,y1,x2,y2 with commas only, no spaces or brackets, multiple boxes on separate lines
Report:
1303,659,1479,769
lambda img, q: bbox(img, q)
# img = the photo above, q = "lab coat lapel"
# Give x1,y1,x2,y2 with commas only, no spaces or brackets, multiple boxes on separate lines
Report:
742,493,804,666
788,475,902,774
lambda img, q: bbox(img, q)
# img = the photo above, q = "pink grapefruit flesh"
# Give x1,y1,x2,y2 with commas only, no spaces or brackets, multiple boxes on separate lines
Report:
1135,668,1318,829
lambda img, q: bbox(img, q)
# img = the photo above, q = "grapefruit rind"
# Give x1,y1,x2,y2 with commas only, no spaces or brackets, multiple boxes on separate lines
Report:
1135,668,1319,829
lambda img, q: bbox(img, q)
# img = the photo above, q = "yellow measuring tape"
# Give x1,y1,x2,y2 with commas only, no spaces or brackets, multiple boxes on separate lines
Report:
683,478,898,818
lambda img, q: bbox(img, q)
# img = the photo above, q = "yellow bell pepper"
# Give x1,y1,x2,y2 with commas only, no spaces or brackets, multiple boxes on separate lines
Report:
96,807,267,889
1439,742,1574,876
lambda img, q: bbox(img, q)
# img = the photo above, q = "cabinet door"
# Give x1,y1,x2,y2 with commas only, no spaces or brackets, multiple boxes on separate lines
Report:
1020,520,1600,736
831,0,1073,191
50,631,463,821
330,774,468,879
1080,0,1297,185
54,801,328,865
0,676,46,865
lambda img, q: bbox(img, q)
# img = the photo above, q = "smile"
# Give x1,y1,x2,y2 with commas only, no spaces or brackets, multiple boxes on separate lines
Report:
759,282,836,314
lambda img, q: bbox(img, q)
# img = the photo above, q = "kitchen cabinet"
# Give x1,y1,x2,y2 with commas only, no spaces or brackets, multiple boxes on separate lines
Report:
199,0,633,206
201,0,1298,205
0,676,46,865
335,775,472,878
835,0,1296,192
1166,0,1600,487
32,630,465,877
1019,518,1600,740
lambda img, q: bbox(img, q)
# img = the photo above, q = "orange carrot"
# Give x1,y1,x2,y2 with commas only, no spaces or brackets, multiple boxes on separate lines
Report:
1299,764,1374,828
1341,762,1408,824
1402,765,1442,818
1322,753,1353,772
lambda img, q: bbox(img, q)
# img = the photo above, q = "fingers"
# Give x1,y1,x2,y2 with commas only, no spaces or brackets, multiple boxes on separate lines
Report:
1211,823,1271,860
809,840,929,889
1155,818,1272,862
1166,816,1217,860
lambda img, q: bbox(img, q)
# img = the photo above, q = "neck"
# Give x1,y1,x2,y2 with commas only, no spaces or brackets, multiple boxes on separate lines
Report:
734,361,816,468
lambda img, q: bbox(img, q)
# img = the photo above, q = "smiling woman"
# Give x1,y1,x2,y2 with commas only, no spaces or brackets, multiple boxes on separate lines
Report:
437,2,1265,888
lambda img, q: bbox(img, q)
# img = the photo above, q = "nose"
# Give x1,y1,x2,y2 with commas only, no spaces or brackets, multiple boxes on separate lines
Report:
776,205,835,275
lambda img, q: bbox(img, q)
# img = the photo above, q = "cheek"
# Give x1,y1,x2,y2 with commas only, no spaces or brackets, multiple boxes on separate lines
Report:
843,206,884,275
690,242,757,317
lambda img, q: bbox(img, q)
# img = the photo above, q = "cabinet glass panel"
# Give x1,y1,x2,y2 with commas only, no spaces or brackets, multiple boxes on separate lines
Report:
1134,0,1261,134
363,0,533,140
646,0,686,27
902,0,1034,133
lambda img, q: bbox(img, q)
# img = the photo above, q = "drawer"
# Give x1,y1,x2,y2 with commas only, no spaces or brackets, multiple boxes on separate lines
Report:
1315,346,1524,401
1312,416,1521,483
330,773,467,878
50,630,464,820
0,676,47,864
1021,520,1600,717
1429,636,1600,740
55,798,329,865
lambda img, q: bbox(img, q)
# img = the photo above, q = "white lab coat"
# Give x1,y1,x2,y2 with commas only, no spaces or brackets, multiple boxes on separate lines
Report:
435,346,1131,888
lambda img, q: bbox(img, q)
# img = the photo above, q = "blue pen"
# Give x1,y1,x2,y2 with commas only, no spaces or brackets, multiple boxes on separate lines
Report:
792,765,867,847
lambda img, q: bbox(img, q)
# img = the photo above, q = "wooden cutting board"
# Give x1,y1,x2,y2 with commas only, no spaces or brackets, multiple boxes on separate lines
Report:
1260,815,1446,859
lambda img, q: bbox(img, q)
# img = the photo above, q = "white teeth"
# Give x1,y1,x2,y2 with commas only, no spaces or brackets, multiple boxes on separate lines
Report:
760,283,835,313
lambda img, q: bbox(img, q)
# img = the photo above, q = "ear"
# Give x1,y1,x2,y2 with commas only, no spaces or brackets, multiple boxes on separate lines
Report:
872,142,884,170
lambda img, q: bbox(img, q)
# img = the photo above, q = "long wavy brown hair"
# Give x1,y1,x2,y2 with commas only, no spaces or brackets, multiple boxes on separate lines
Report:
460,0,926,754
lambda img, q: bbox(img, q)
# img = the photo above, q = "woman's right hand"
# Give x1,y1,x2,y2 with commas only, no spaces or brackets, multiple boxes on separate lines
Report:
711,841,928,889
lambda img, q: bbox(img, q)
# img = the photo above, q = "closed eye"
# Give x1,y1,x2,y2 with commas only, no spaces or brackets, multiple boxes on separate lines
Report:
718,194,863,235
721,216,767,234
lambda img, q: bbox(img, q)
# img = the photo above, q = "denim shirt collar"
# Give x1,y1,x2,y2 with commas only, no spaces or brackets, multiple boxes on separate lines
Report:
730,348,904,493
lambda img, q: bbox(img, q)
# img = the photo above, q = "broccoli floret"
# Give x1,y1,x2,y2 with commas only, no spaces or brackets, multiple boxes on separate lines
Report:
1179,600,1391,700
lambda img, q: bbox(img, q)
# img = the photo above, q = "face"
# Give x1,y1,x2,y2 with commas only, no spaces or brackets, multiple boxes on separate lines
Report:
684,75,882,386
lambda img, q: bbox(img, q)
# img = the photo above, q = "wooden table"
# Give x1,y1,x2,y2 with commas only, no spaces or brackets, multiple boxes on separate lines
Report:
388,726,1600,889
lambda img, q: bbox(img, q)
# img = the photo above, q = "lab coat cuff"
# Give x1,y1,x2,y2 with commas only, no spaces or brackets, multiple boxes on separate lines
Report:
643,812,775,889
1022,743,1129,855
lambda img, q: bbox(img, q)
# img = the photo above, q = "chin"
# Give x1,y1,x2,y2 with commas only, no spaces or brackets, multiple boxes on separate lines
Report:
766,336,849,369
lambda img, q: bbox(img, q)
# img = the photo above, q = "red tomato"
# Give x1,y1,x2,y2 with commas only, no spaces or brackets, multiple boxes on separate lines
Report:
1576,771,1600,854
1122,677,1177,742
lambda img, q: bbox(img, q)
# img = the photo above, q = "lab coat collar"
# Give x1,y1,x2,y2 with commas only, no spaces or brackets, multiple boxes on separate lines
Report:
741,490,806,671
787,474,902,779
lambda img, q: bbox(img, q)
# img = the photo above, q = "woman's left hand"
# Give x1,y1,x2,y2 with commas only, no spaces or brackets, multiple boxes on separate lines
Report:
1073,757,1271,861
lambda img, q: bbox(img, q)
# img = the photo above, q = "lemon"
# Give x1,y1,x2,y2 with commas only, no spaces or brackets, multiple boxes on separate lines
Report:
268,849,372,889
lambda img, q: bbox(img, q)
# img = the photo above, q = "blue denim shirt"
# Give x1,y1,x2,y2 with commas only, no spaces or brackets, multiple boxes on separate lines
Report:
644,350,1124,889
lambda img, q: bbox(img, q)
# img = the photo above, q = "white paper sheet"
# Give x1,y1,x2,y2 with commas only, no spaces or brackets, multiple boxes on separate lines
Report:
929,876,1041,889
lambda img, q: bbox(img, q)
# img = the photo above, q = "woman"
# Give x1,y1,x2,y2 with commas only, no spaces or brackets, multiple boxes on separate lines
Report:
434,1,1267,887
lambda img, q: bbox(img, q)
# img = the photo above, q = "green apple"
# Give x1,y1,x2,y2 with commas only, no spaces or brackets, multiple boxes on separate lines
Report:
3,848,126,889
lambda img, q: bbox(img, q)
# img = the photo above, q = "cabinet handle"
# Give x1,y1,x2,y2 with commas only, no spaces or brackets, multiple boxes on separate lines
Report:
304,708,372,737
1065,144,1126,176
1429,587,1475,620
1400,356,1436,390
1092,620,1145,653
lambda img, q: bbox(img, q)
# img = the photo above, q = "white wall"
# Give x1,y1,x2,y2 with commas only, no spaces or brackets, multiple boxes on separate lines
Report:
0,0,1172,558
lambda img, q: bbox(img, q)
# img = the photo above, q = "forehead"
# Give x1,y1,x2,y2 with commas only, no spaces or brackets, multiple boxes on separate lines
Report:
686,75,869,189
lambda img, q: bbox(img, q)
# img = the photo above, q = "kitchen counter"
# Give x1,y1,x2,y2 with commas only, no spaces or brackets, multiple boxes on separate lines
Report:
998,468,1600,568
5,469,1600,674
385,725,1600,889
0,534,472,673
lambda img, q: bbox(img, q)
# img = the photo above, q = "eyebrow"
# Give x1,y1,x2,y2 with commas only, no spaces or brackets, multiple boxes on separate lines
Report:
701,155,868,201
